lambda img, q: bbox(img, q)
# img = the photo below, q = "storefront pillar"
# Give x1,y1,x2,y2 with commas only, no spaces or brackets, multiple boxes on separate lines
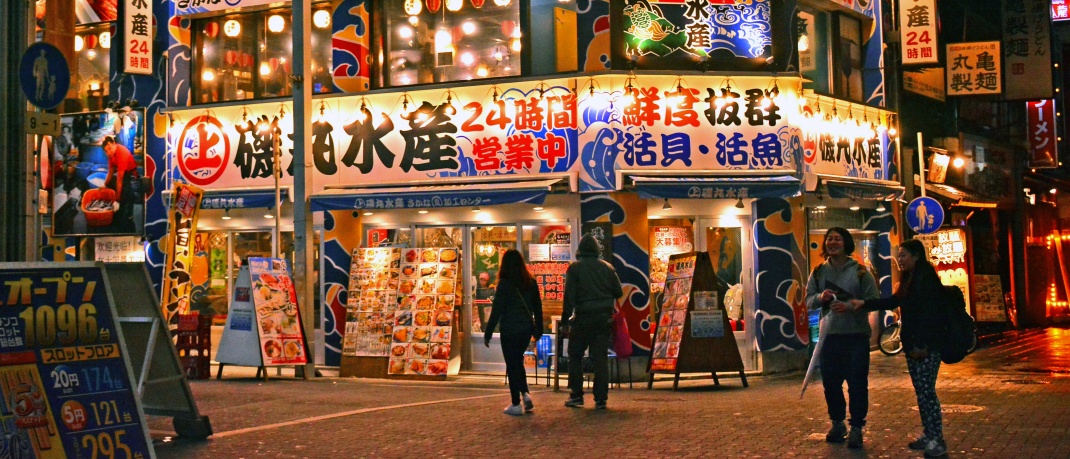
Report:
293,0,316,378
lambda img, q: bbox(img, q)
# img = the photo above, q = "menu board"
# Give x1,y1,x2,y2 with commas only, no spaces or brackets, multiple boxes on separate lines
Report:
0,264,153,458
650,226,695,296
973,274,1008,322
248,257,308,365
342,248,402,357
529,261,568,326
916,228,972,314
387,248,459,377
650,254,696,372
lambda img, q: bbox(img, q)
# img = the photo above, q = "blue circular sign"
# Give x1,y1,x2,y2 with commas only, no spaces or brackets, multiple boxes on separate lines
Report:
906,197,944,234
19,42,71,110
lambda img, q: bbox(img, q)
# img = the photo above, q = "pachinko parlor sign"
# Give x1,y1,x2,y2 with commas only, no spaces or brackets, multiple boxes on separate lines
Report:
167,75,806,193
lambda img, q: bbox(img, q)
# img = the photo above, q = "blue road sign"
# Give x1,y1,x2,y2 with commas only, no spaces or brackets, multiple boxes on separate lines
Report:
906,196,944,234
19,42,71,110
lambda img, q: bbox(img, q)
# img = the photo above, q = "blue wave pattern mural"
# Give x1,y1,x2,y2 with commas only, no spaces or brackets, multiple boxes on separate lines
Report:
320,211,354,366
580,193,652,355
753,198,808,350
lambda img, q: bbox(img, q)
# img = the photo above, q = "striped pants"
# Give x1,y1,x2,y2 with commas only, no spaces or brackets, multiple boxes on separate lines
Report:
907,351,943,440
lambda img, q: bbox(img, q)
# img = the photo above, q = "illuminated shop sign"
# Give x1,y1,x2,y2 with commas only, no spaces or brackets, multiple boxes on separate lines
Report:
174,0,278,16
167,76,892,193
798,100,896,181
618,0,772,69
916,228,972,312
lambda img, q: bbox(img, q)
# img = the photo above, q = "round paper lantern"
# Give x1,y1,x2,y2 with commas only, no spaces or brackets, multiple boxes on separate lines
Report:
270,57,279,71
204,22,219,38
426,0,441,13
500,20,515,37
84,33,98,49
472,0,486,8
404,0,422,15
225,50,237,66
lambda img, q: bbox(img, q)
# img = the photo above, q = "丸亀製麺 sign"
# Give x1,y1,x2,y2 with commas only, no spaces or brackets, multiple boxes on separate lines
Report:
900,0,939,65
123,0,152,75
946,42,1001,96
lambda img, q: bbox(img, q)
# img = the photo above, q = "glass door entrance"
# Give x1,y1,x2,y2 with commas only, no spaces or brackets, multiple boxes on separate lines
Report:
695,217,757,371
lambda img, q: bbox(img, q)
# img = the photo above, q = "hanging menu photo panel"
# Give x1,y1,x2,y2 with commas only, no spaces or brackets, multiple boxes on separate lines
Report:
387,248,459,378
650,253,696,373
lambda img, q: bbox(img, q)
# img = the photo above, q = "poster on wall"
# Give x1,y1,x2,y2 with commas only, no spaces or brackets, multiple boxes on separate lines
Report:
49,109,146,237
915,228,972,314
387,248,459,377
650,226,694,298
341,248,401,357
161,183,203,327
0,263,154,459
247,257,309,365
94,236,144,262
529,261,568,323
972,274,1008,322
650,254,696,372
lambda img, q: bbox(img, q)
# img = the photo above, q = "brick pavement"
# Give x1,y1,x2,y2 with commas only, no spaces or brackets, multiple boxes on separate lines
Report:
151,328,1070,458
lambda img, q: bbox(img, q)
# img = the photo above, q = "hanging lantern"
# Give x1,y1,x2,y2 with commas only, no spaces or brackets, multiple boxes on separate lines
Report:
494,0,511,6
84,33,98,49
225,50,237,66
472,0,485,8
500,20,515,37
267,14,286,33
426,0,441,13
74,35,84,52
445,0,463,11
203,22,219,39
224,19,241,37
99,31,111,49
313,10,331,29
404,0,422,15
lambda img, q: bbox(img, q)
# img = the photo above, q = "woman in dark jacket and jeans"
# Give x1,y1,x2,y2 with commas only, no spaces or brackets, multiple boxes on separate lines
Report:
484,249,543,416
844,239,949,457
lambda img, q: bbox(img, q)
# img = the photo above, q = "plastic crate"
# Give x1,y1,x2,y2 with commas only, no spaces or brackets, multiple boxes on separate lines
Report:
175,314,212,380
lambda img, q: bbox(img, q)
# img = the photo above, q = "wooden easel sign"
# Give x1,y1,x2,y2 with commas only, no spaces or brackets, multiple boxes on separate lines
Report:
647,252,747,390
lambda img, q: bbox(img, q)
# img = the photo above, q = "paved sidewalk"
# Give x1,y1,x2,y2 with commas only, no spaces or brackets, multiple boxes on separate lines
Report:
151,328,1070,458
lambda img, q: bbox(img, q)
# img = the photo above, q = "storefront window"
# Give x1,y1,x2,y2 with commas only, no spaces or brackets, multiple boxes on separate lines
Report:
797,8,830,95
381,0,521,87
521,224,571,332
471,226,515,333
192,6,332,104
74,24,112,111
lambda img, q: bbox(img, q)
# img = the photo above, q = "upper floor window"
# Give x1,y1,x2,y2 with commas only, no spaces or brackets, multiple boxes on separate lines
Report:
191,6,333,104
833,14,864,102
74,24,112,111
798,7,867,103
380,0,521,87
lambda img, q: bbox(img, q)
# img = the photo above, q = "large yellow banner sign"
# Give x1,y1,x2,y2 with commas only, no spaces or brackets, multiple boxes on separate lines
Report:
161,183,203,326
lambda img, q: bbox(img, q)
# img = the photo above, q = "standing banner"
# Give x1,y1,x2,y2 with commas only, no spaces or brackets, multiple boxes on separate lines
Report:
122,0,152,75
247,258,309,366
0,263,155,458
1027,100,1058,168
1002,0,1053,100
900,0,939,65
946,42,1002,96
161,183,203,327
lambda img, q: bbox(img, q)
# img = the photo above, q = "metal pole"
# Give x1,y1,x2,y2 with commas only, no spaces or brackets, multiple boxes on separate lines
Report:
293,0,316,378
917,132,926,198
272,134,281,258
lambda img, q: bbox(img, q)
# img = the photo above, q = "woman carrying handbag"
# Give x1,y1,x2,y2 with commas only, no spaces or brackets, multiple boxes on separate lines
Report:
484,249,544,416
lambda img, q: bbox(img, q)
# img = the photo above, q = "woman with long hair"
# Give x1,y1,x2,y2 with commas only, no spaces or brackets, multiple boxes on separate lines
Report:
844,239,948,457
484,249,543,416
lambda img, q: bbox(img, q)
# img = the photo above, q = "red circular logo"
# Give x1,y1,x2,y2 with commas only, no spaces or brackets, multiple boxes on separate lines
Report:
60,400,88,431
177,115,231,186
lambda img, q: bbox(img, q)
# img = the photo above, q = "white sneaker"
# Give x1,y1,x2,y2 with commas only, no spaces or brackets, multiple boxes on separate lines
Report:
522,393,534,412
503,404,523,416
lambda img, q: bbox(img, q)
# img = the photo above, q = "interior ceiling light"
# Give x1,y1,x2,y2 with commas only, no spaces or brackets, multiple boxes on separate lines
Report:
418,209,429,214
952,157,965,168
662,198,672,210
363,211,373,216
850,205,861,211
876,202,886,212
471,206,481,213
221,209,232,220
264,207,275,219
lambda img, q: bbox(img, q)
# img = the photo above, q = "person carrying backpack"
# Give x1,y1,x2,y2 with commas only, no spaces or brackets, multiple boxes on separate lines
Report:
843,239,949,457
805,228,879,449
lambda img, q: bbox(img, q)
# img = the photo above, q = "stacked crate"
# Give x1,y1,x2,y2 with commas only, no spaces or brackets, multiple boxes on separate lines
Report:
176,313,212,379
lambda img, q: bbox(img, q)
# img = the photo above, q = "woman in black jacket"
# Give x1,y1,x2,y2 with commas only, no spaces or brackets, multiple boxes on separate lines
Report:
484,249,543,416
844,239,948,457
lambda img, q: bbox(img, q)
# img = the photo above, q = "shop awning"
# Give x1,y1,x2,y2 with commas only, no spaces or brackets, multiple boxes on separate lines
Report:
163,186,290,209
916,178,1000,208
631,175,801,199
823,179,905,201
310,178,560,211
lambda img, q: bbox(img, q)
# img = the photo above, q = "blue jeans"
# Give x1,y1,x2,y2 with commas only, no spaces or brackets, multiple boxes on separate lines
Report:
820,333,870,427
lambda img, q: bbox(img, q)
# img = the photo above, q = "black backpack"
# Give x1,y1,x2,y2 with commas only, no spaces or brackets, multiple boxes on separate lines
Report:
937,285,975,364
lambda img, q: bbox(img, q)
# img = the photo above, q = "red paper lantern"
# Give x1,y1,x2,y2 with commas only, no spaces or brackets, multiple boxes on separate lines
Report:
243,53,253,67
84,34,98,49
500,20,516,37
204,22,220,39
426,0,441,13
270,57,279,71
225,50,237,66
472,0,485,8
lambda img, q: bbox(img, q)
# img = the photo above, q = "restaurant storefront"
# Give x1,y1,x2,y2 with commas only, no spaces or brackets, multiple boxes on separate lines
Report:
149,0,902,375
